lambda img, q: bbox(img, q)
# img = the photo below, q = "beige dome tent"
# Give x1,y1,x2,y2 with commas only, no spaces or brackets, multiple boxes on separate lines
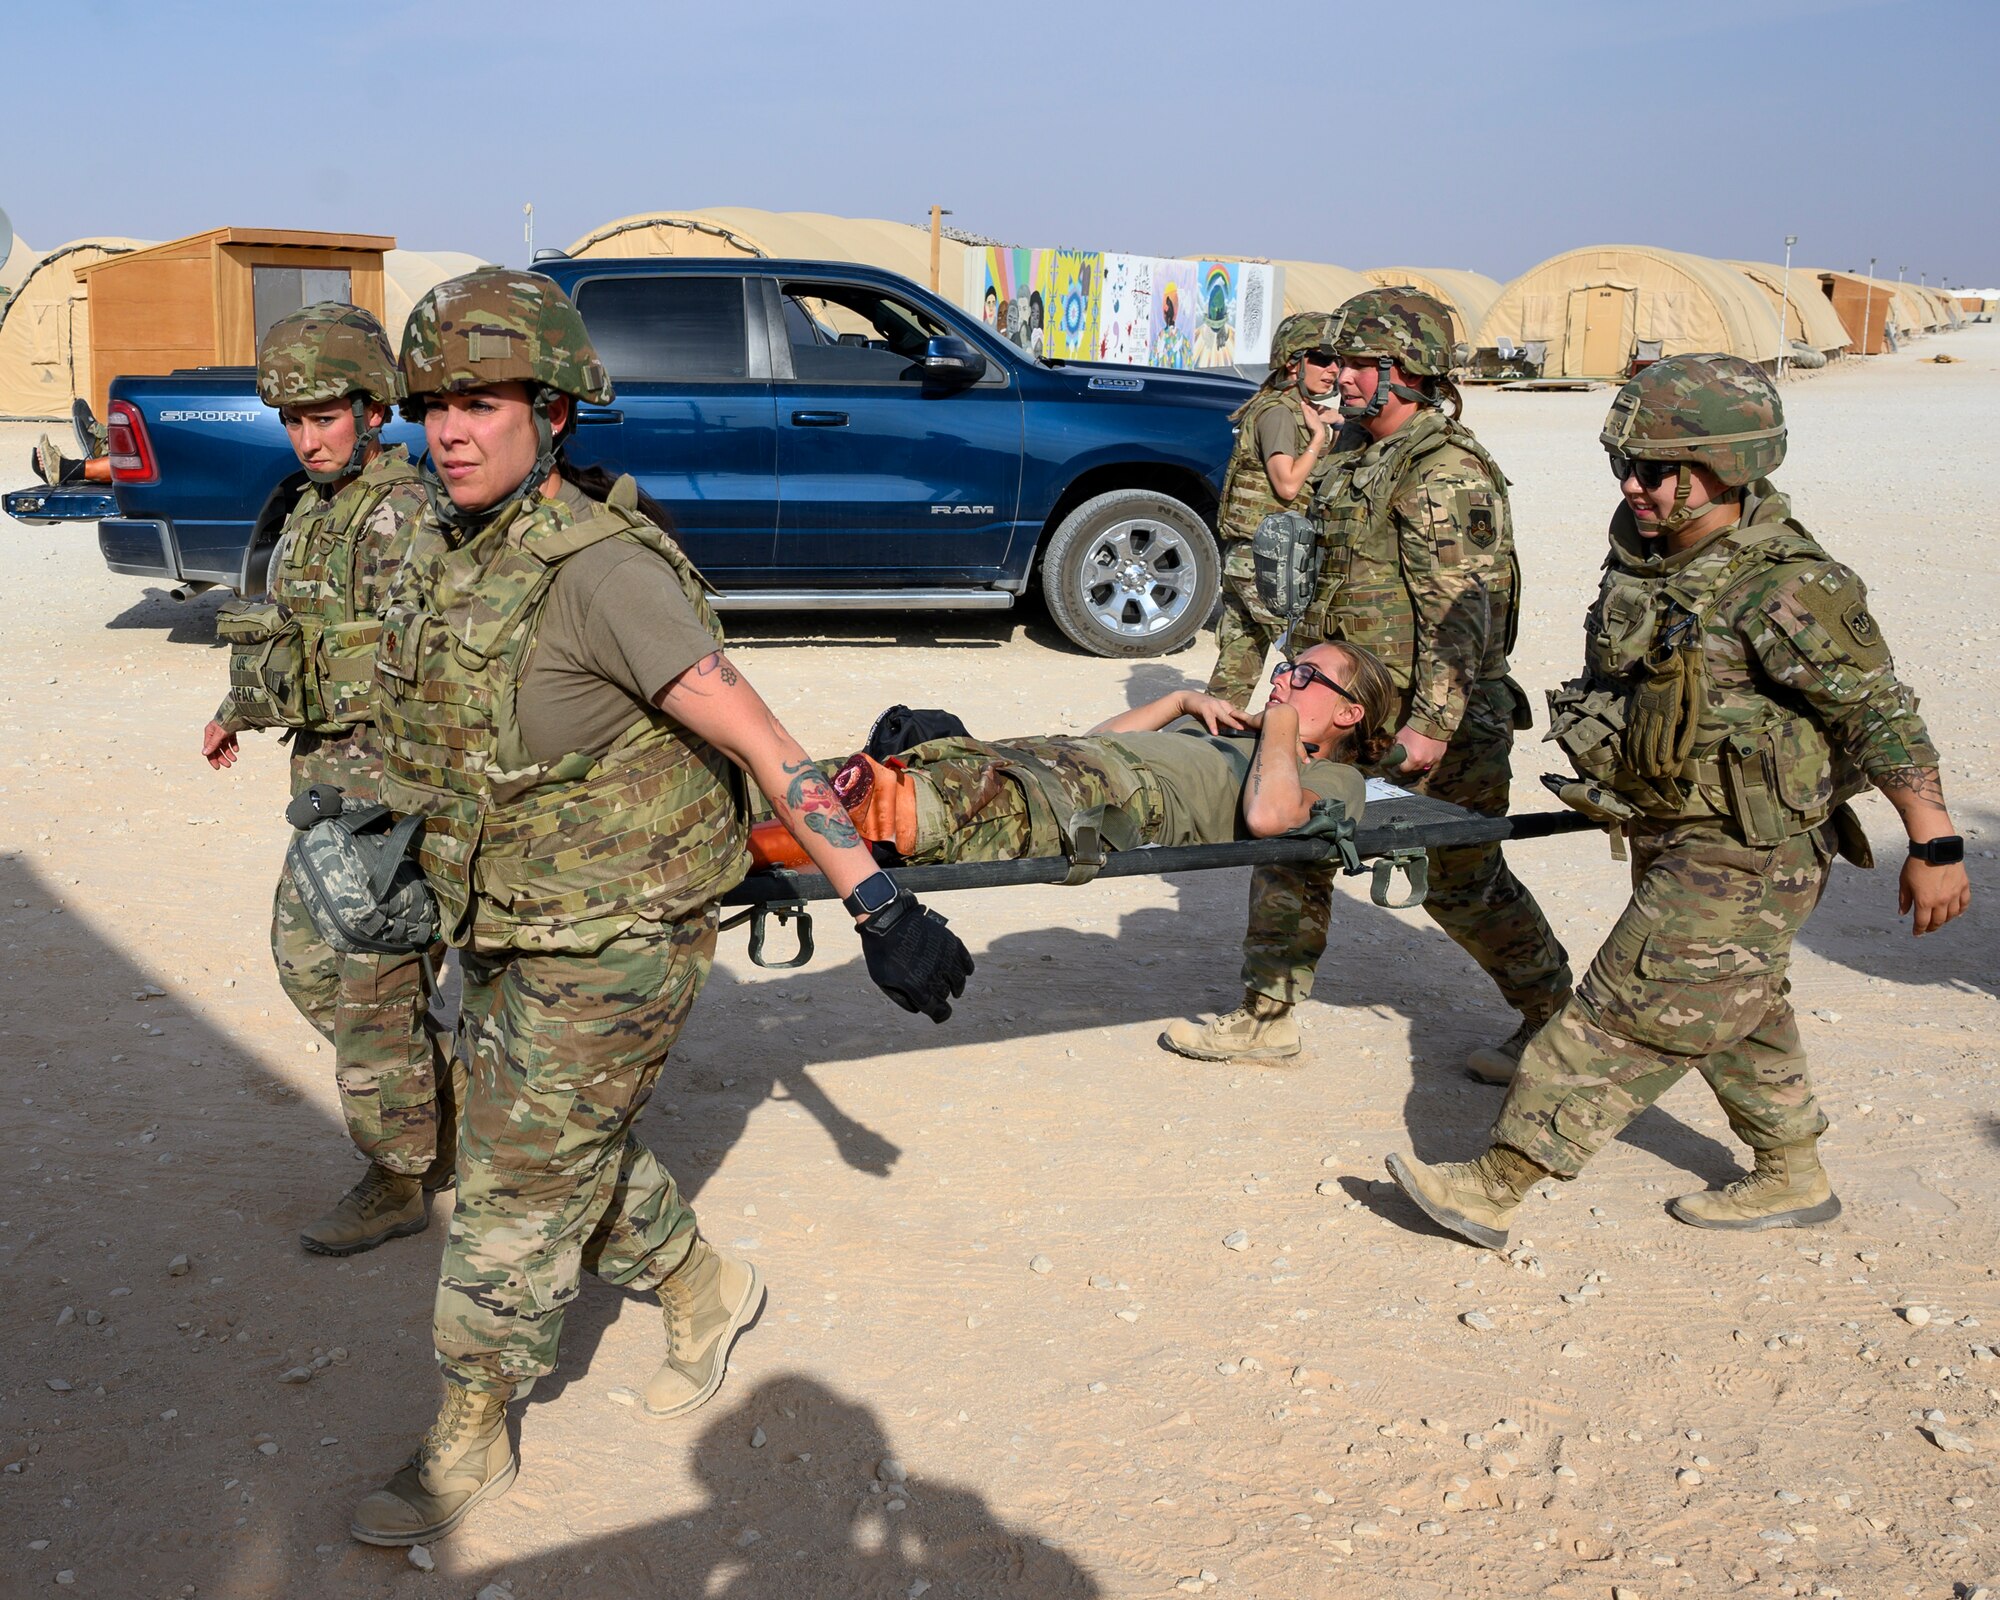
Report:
1475,245,1783,378
1361,267,1503,346
1726,261,1851,356
567,207,971,299
1,232,36,298
384,249,490,341
0,237,151,420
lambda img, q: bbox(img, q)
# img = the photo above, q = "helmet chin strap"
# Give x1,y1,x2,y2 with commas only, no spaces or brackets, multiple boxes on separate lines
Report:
1655,462,1710,536
301,396,382,487
423,386,563,542
1338,356,1437,420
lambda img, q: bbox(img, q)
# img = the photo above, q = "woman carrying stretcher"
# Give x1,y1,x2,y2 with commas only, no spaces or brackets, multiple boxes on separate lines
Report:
751,641,1399,870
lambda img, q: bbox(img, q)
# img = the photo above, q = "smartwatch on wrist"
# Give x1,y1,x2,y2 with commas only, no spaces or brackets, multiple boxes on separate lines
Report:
842,870,901,919
1907,836,1964,866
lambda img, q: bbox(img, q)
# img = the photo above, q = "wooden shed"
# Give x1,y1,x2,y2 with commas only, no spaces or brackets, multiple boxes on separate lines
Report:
74,227,393,417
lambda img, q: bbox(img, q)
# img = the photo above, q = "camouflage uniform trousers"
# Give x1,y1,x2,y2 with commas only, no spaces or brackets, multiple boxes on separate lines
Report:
271,726,447,1178
899,736,1162,864
1241,676,1572,1017
1206,539,1288,710
1492,818,1832,1177
434,908,716,1391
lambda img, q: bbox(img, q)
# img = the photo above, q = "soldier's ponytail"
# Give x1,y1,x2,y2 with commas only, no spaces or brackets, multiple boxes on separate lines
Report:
1324,643,1399,766
556,455,683,541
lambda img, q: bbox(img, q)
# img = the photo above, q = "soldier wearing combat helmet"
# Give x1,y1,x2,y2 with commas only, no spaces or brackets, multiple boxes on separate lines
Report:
1385,353,1971,1250
1206,310,1344,707
200,303,454,1257
348,269,972,1547
1169,287,1572,1076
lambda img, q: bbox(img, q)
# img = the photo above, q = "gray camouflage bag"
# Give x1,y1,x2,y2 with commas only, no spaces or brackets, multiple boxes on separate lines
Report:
283,784,439,955
1253,509,1324,624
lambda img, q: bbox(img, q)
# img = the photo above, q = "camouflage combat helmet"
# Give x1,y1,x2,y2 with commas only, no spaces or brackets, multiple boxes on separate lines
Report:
257,303,404,483
399,267,612,409
1599,353,1786,488
1330,286,1456,418
400,268,613,524
1269,311,1339,372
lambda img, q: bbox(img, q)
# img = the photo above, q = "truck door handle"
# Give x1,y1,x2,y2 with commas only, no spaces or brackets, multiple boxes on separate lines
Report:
790,410,848,427
576,408,623,425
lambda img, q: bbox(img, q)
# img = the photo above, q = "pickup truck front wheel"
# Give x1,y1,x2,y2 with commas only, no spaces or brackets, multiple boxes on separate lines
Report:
1040,489,1219,659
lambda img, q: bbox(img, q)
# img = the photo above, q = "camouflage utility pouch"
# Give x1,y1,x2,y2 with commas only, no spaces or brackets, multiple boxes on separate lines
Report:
282,784,438,955
216,600,310,728
314,617,383,728
1252,509,1324,626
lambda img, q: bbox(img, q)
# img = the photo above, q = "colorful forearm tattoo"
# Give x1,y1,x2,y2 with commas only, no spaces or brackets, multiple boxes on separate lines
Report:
779,757,863,850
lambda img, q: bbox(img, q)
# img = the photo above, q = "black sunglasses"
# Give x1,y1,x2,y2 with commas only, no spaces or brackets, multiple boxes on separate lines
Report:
1609,454,1677,490
1272,657,1360,703
1299,348,1339,368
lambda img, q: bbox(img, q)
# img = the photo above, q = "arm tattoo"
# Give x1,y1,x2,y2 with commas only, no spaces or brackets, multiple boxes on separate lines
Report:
778,757,864,851
1876,765,1947,806
693,650,739,687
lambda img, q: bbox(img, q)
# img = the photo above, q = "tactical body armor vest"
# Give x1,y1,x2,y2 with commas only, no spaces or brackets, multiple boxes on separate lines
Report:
1218,389,1313,546
1302,410,1520,688
1546,490,1849,844
373,477,748,954
217,448,421,732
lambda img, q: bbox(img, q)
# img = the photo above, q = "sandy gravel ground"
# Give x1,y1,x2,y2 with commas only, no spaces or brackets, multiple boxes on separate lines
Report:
2,330,1996,1600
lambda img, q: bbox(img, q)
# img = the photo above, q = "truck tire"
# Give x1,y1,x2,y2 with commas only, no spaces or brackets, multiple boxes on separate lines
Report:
1040,488,1219,659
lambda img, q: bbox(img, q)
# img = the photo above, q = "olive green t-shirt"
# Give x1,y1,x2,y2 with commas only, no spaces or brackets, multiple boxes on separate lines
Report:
514,484,719,766
1104,726,1364,846
1255,401,1310,464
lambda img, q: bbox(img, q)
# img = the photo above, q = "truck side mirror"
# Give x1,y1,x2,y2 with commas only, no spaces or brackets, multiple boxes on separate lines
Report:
922,336,987,383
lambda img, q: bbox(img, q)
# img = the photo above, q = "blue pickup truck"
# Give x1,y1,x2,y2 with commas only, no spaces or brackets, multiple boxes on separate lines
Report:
8,258,1255,657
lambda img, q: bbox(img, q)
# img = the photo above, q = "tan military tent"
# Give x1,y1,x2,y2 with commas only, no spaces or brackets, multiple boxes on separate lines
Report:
0,238,151,420
1,232,36,298
1475,245,1783,377
1726,262,1851,356
1361,267,1503,347
568,208,971,299
384,249,490,341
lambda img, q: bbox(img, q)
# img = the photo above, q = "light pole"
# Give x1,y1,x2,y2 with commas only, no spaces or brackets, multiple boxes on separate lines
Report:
1777,234,1798,379
523,203,535,264
1860,258,1876,356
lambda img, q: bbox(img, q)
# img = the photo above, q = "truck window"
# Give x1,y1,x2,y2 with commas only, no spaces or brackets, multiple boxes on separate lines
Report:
575,277,749,381
781,282,950,382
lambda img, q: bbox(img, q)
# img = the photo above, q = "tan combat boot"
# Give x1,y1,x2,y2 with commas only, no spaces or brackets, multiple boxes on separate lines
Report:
1159,992,1300,1063
299,1163,428,1257
644,1239,765,1419
1384,1145,1549,1250
1464,1003,1569,1086
1668,1141,1841,1230
350,1382,517,1546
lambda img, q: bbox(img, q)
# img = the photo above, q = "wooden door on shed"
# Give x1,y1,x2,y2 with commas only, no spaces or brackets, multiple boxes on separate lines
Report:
1566,284,1635,376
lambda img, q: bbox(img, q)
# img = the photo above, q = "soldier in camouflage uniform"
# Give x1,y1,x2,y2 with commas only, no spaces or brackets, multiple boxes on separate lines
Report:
1385,354,1972,1248
1168,288,1572,1069
1207,310,1343,706
349,269,971,1548
200,305,452,1256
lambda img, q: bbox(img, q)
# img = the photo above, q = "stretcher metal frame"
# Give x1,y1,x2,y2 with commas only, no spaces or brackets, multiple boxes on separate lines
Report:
718,795,1601,968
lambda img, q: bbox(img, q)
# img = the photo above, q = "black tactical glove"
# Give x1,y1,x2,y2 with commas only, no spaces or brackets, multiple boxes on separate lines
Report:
858,890,974,1023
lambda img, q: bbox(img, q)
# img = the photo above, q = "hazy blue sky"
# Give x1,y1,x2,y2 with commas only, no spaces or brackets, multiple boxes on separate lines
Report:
6,0,1993,286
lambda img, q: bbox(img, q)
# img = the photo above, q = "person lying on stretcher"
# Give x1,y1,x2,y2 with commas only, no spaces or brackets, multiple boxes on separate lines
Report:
749,641,1401,870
